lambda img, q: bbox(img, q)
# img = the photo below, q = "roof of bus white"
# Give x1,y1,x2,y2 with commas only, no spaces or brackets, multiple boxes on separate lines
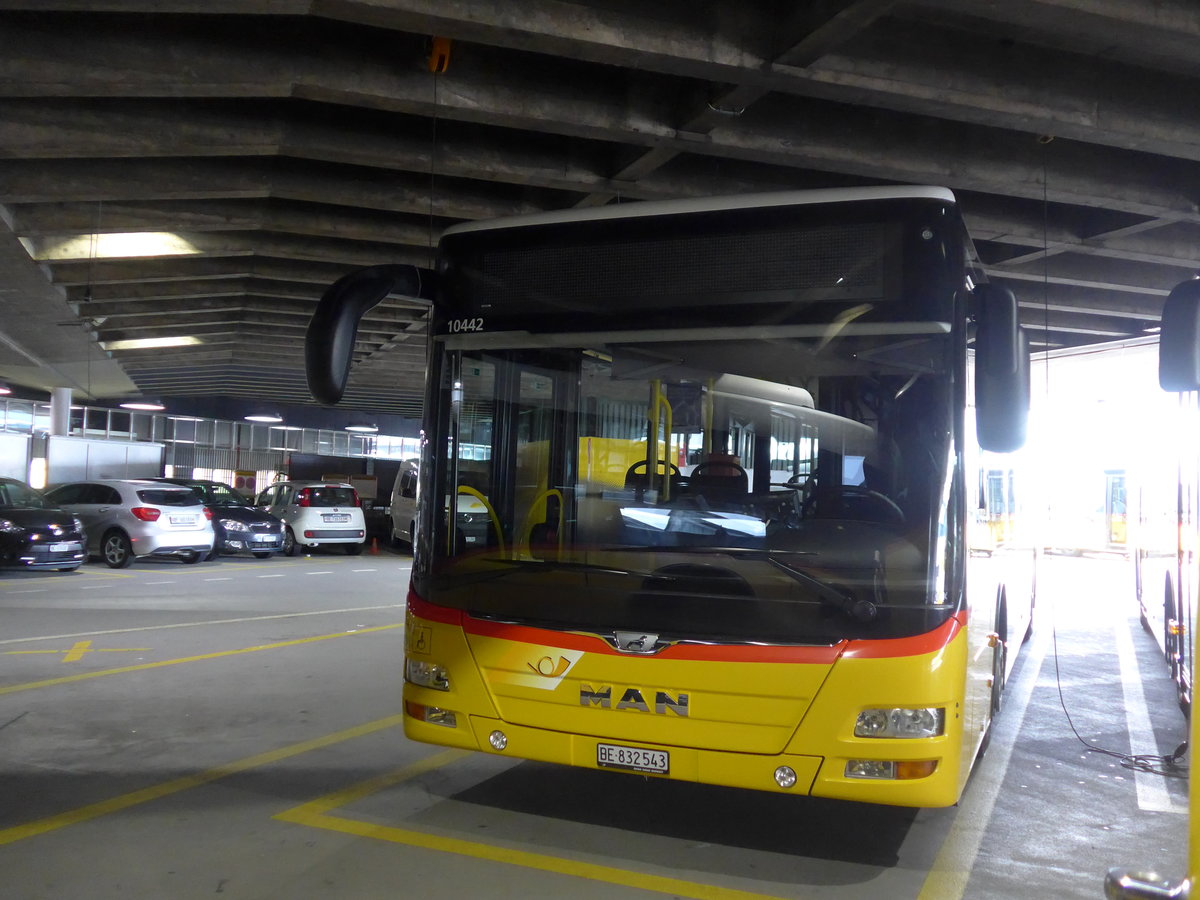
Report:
441,186,958,237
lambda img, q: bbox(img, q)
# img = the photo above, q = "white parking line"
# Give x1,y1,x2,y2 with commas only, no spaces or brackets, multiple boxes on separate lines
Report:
351,569,378,573
257,574,286,579
1115,612,1187,814
0,604,405,645
204,578,232,582
145,581,176,585
307,571,333,575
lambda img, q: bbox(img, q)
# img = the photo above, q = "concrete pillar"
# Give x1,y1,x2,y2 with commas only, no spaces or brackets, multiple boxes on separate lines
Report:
50,387,71,436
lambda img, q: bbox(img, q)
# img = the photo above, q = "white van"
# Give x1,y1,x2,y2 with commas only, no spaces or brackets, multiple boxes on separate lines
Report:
389,460,493,549
389,459,419,546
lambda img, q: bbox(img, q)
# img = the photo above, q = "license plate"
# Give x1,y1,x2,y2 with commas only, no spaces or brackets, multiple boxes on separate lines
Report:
596,743,669,775
48,541,78,552
323,514,350,523
169,516,195,525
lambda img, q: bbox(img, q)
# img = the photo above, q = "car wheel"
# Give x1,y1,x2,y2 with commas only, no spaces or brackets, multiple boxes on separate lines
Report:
181,550,203,564
252,551,273,559
205,547,219,561
344,541,365,556
102,530,135,569
283,527,299,556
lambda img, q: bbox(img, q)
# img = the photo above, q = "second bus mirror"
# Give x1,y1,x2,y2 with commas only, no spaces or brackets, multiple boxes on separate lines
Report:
974,284,1028,453
1159,278,1200,392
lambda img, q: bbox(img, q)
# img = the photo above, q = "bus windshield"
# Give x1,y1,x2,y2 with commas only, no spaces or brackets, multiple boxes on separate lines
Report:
417,192,965,647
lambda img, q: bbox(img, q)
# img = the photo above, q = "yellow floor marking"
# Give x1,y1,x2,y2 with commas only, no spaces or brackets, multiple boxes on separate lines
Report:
0,624,400,696
276,756,798,900
0,714,405,847
5,643,150,662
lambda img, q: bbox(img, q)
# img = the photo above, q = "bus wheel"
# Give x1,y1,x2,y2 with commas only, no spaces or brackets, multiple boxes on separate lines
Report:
1164,578,1179,680
991,637,1007,714
991,598,1008,715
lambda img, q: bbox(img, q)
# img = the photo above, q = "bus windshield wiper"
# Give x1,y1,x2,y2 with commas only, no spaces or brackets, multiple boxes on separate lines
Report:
598,545,878,623
724,549,879,624
447,556,657,585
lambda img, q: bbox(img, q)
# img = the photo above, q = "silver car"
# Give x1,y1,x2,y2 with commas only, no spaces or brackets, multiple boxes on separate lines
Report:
45,479,215,568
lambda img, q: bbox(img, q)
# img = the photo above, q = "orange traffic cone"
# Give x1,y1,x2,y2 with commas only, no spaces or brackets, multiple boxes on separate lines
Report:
370,536,380,555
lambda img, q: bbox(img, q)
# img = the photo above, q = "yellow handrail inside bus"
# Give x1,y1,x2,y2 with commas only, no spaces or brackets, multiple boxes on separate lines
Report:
517,488,564,559
456,485,506,555
646,379,674,500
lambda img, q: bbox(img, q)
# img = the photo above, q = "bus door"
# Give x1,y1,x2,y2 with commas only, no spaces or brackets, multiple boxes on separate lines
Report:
443,351,578,558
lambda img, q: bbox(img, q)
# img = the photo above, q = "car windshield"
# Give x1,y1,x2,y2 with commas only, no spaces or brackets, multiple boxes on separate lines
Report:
196,483,246,506
137,488,201,507
0,481,50,509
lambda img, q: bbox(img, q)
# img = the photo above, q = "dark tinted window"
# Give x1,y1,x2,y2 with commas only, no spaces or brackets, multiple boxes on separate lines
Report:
46,483,87,504
95,486,123,504
136,488,201,507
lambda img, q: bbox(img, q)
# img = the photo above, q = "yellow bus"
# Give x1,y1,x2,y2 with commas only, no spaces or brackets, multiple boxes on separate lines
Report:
307,186,1036,808
1105,279,1200,897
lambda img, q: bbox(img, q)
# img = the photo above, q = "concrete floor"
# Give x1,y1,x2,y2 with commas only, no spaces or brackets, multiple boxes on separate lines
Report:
0,551,1188,899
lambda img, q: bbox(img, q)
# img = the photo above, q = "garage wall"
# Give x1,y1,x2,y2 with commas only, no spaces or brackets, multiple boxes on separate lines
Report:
46,435,164,484
0,432,29,479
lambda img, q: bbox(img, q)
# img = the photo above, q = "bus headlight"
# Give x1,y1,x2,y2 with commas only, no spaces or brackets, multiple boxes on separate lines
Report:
855,707,945,738
405,659,450,691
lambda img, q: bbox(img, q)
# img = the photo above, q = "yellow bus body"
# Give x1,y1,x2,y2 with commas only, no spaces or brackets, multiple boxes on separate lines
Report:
404,594,989,808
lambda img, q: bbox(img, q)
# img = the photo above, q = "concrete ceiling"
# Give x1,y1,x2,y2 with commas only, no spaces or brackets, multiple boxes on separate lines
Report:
1,0,1198,417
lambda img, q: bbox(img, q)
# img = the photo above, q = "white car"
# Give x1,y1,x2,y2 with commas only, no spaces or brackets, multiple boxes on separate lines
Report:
44,479,215,568
255,481,367,555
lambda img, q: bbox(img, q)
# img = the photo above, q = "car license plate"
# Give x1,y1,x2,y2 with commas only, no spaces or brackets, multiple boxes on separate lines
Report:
48,541,78,552
169,515,195,525
596,743,669,775
323,514,350,523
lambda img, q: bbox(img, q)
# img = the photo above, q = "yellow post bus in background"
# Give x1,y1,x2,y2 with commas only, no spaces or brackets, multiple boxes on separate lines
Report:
307,186,1036,808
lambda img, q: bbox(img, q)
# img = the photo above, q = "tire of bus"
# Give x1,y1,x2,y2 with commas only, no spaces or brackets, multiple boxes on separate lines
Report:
991,594,1008,715
1164,574,1179,682
978,595,1008,759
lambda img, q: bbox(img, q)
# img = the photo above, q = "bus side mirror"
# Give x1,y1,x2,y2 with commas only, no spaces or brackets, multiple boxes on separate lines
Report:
305,264,429,405
974,284,1029,452
1159,279,1200,392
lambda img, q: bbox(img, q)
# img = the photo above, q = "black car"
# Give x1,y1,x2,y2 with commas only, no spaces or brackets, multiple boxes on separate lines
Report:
150,478,285,559
0,477,87,572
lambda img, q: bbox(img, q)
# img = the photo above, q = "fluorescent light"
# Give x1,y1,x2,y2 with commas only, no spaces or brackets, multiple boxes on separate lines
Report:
120,399,165,411
21,231,202,261
0,384,11,396
102,336,201,351
346,423,379,433
245,414,283,423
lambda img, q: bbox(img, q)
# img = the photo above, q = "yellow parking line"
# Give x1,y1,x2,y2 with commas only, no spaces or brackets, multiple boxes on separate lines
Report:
0,624,401,696
0,714,406,847
276,757,798,900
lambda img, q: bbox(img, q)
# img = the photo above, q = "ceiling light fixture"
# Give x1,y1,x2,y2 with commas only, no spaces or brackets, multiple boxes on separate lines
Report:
101,335,201,351
244,413,283,424
345,423,379,433
119,398,165,411
0,384,12,396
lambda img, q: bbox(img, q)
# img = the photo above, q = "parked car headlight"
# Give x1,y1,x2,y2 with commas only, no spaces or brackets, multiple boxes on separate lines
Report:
0,519,21,534
220,519,249,531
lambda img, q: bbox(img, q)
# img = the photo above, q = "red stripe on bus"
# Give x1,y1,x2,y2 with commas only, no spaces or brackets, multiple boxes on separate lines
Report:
408,588,966,663
840,611,966,659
